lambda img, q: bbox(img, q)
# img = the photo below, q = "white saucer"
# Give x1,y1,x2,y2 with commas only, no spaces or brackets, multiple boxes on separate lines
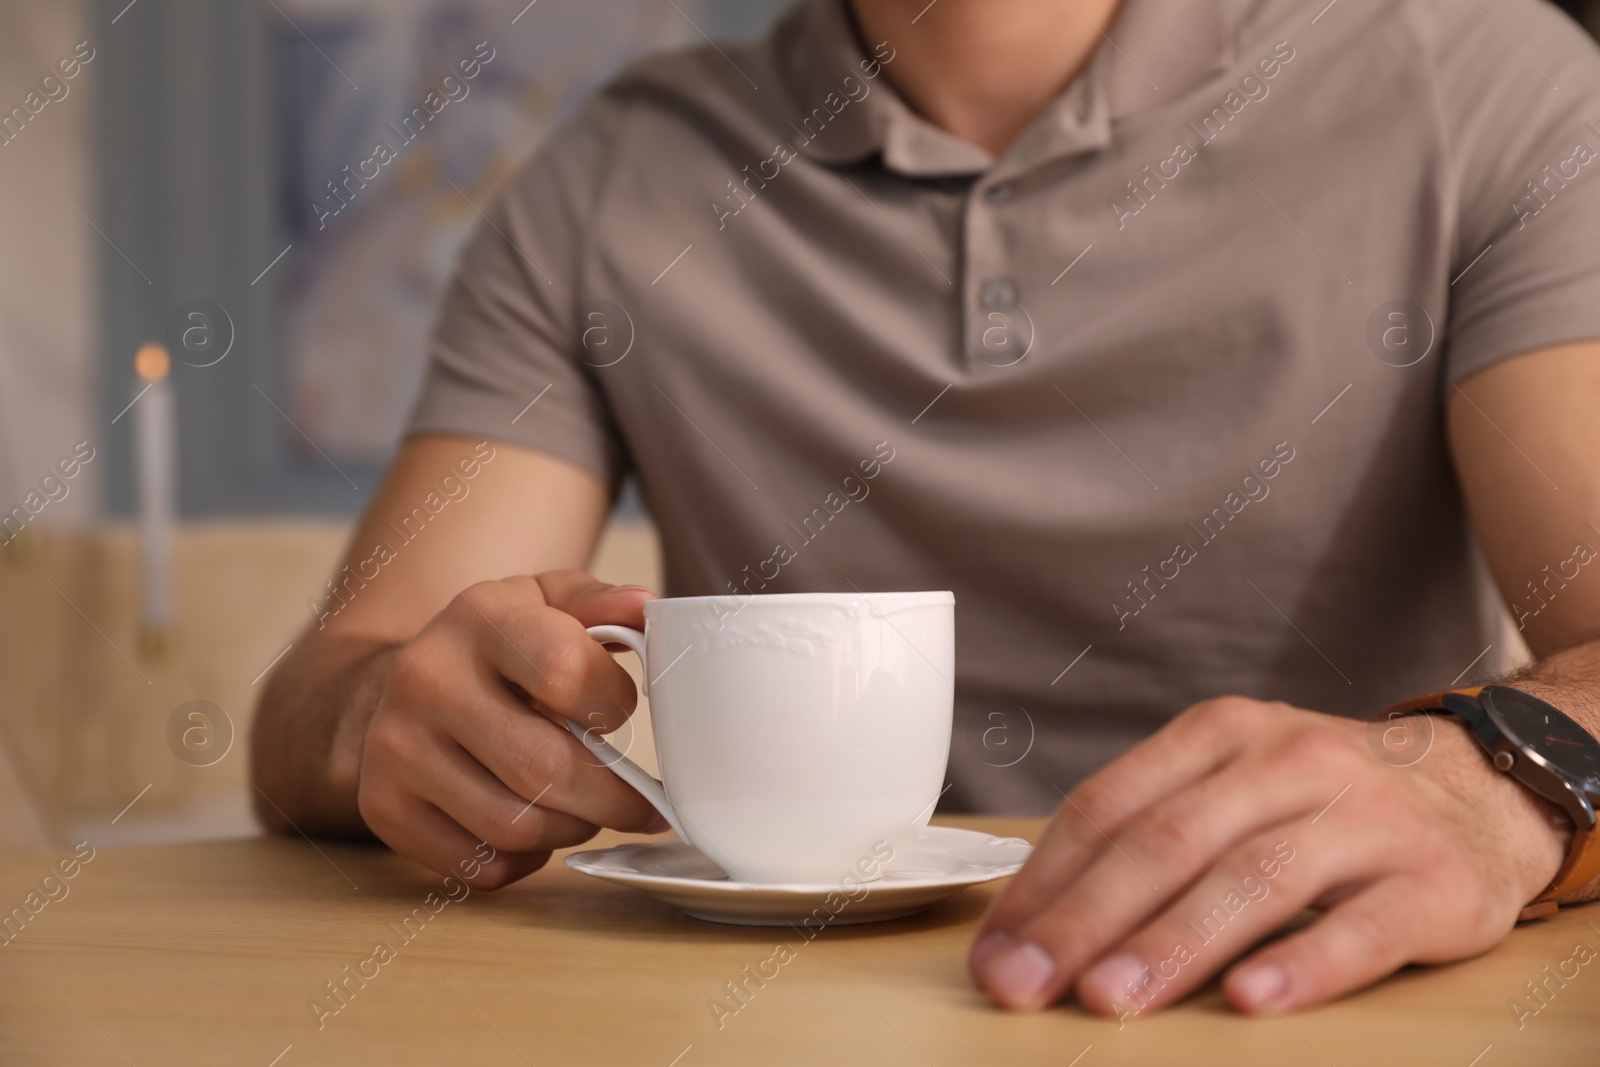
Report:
564,826,1032,926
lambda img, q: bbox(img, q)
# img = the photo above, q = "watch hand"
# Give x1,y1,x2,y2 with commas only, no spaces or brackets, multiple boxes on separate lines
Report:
1545,735,1587,747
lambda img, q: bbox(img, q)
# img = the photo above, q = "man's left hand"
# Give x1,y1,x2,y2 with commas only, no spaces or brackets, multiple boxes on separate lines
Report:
968,695,1568,1016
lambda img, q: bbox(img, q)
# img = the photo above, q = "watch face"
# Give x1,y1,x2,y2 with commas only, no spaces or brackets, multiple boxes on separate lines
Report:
1483,687,1600,794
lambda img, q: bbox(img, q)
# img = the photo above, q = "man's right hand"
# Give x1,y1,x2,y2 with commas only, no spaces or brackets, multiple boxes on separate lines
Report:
250,437,656,881
356,571,669,887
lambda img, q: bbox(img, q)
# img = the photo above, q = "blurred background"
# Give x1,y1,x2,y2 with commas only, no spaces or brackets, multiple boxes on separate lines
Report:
0,0,789,855
1,0,1597,856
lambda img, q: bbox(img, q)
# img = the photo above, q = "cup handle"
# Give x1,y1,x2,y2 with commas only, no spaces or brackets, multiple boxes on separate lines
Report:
585,624,651,698
570,625,688,842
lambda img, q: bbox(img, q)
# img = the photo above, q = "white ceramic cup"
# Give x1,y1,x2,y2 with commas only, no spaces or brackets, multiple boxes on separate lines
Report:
572,591,954,885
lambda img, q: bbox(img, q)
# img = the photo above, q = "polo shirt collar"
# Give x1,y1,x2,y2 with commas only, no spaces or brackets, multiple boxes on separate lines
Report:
781,0,1235,178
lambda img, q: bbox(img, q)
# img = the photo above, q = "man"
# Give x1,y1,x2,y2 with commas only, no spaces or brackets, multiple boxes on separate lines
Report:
253,0,1600,1018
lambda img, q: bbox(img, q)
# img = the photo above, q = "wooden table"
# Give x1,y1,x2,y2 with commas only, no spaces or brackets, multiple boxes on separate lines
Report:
0,817,1595,1066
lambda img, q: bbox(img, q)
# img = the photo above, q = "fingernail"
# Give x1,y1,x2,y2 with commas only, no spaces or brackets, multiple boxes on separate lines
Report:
644,811,672,834
1230,963,1288,1012
970,930,1011,973
1079,953,1149,1012
984,941,1057,1010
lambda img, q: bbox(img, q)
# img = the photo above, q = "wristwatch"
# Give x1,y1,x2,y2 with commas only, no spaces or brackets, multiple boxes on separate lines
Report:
1379,685,1600,920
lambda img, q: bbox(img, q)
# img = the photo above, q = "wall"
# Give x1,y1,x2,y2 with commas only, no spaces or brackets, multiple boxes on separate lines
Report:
0,0,99,526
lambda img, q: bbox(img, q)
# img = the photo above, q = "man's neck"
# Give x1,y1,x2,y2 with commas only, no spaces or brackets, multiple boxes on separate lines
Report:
850,0,1124,157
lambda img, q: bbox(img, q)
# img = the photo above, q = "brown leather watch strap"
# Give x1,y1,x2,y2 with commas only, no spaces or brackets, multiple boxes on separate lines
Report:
1374,686,1483,719
1535,825,1600,904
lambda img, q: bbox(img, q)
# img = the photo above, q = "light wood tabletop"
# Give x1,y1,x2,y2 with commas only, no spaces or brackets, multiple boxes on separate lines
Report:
0,815,1595,1066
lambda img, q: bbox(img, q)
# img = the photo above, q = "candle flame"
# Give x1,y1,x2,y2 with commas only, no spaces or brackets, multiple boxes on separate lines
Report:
135,342,171,382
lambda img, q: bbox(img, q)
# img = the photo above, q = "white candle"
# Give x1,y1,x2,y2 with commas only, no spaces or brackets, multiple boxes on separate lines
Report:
133,342,175,633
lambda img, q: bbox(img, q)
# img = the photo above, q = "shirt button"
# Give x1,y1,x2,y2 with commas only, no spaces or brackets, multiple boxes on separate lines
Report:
981,277,1019,310
984,182,1015,204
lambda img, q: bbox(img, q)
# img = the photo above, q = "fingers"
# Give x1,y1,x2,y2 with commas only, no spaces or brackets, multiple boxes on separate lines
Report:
367,673,663,838
973,751,1337,993
974,697,1282,970
1068,829,1371,1016
442,679,664,833
536,569,657,628
409,734,605,854
1222,879,1422,1015
356,571,671,891
435,581,641,725
358,783,550,890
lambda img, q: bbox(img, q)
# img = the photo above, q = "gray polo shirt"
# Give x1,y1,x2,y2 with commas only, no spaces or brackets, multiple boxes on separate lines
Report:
410,0,1600,812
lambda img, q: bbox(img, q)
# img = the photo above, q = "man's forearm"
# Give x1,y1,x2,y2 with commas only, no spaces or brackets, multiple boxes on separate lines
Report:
249,635,399,838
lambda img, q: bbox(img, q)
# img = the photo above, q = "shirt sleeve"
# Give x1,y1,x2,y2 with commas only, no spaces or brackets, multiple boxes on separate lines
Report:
406,94,630,489
1435,0,1600,383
